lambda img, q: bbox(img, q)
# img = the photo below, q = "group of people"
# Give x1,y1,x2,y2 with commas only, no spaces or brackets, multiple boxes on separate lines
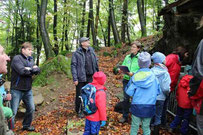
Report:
0,42,40,135
0,36,202,135
71,37,203,135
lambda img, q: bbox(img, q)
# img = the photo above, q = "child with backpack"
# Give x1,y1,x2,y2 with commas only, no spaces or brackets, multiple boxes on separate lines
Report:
151,52,171,135
125,52,160,135
82,71,107,135
169,66,193,135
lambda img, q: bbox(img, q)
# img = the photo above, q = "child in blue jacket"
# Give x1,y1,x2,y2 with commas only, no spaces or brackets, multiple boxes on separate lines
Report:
151,52,171,134
126,52,160,135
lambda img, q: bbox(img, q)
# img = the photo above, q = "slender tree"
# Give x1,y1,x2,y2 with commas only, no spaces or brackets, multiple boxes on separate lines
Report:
137,0,147,37
53,0,59,55
89,0,97,46
40,0,54,59
121,0,128,43
80,0,86,37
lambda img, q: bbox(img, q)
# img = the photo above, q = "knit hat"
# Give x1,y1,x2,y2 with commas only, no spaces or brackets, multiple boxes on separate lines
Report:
138,52,151,68
151,52,166,64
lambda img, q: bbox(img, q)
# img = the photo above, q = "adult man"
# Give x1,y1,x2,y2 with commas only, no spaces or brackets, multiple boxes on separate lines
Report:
71,37,99,117
0,45,14,135
10,42,40,131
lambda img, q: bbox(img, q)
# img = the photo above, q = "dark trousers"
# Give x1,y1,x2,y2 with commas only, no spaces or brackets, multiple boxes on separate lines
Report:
75,75,93,113
170,106,193,134
122,79,130,119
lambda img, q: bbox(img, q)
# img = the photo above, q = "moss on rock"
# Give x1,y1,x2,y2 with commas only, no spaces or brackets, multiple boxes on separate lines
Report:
33,55,72,86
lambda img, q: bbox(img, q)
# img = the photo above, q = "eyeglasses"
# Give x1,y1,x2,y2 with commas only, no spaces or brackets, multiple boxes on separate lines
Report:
0,78,5,86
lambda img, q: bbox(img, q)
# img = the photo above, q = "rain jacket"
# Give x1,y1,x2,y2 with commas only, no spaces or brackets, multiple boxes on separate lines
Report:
176,75,193,109
166,54,181,91
151,64,171,101
86,72,107,121
192,39,203,80
71,46,99,82
122,53,140,80
125,68,160,118
190,80,203,115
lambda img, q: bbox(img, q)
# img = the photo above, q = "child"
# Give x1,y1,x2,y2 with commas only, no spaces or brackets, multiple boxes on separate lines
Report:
125,52,160,135
169,70,193,135
0,74,13,121
83,71,107,135
151,52,171,135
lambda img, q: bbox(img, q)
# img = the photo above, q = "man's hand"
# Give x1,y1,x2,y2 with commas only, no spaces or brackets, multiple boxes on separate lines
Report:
127,72,133,77
5,94,11,101
74,81,78,86
25,67,32,70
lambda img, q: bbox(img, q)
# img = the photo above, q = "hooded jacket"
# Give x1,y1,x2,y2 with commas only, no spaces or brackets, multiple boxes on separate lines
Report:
125,68,160,118
86,71,107,121
176,75,193,109
151,64,171,101
71,46,99,82
166,54,181,91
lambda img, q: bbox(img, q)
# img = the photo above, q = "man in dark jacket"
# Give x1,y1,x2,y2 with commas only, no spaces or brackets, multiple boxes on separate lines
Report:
71,37,99,117
0,45,14,135
10,42,40,131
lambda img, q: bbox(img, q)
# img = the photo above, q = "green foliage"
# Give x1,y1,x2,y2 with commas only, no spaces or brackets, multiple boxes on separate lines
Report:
33,55,72,87
114,43,122,48
103,52,111,57
27,132,41,135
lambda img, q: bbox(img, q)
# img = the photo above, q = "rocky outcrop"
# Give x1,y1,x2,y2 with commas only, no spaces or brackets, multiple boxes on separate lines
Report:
154,0,203,63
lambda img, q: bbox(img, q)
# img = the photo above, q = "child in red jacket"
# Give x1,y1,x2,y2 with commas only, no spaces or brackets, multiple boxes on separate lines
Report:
83,71,107,135
169,73,193,135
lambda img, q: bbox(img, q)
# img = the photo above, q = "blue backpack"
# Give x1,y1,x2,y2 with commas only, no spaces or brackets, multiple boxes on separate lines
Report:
80,84,103,116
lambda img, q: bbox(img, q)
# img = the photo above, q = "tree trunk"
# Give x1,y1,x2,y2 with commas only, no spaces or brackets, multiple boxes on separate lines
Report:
156,0,162,31
99,17,107,47
121,0,128,43
107,10,111,47
36,0,42,66
109,0,120,44
89,0,97,46
94,0,100,37
80,1,86,37
40,0,54,59
53,0,59,55
137,0,147,37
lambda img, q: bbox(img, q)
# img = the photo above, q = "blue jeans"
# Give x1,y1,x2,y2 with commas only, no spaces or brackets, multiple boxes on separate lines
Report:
152,100,165,126
83,119,100,135
161,94,169,125
122,79,130,119
131,115,151,135
11,89,35,128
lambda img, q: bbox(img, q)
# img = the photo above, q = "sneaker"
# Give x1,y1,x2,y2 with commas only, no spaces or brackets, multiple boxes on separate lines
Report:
22,126,35,131
119,117,128,123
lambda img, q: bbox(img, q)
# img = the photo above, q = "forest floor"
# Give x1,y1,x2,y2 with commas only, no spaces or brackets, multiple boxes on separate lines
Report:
13,43,185,135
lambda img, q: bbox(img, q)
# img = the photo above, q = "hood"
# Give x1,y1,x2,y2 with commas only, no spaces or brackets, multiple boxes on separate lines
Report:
180,75,193,88
91,71,107,90
132,68,155,89
152,64,168,78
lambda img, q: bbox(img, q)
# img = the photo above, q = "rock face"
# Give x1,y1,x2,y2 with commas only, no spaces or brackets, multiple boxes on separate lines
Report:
154,0,203,62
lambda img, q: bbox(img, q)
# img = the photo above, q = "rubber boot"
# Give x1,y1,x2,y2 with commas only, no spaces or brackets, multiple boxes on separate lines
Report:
154,125,160,135
180,119,189,135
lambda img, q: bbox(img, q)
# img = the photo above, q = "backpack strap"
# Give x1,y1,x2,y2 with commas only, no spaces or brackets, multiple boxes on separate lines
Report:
97,89,105,92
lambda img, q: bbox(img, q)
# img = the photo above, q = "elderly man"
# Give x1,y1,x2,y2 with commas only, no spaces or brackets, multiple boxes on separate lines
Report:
71,37,99,117
0,45,14,135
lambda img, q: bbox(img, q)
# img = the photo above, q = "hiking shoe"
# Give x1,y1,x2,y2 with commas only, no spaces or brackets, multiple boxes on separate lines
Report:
119,117,128,123
77,113,84,118
22,126,35,131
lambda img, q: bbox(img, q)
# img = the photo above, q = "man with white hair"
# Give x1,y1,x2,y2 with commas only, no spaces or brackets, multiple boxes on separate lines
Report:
0,45,14,135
